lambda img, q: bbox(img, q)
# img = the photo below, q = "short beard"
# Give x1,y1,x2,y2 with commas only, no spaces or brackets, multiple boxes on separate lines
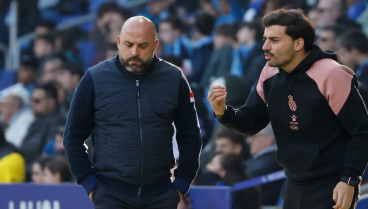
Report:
120,56,152,74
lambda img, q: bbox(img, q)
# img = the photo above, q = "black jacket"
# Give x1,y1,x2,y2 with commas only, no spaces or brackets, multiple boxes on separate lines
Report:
219,45,368,182
64,55,202,197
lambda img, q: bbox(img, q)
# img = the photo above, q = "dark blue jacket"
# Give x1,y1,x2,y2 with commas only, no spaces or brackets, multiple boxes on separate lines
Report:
63,55,202,197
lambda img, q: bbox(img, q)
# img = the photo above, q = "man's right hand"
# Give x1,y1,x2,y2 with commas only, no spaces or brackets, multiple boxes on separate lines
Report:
207,85,227,117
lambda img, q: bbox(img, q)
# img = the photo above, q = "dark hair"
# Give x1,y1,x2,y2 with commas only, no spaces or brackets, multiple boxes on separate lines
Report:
33,155,53,170
215,23,237,41
237,19,264,41
337,29,368,54
34,33,55,46
262,9,315,51
36,20,56,30
219,153,247,185
160,15,186,32
59,62,84,78
44,156,71,182
20,54,38,71
194,12,215,36
34,82,58,102
214,125,245,146
97,2,121,18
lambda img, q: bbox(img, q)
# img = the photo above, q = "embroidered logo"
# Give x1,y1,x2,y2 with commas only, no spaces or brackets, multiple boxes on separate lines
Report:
190,92,195,103
289,115,299,131
288,95,297,111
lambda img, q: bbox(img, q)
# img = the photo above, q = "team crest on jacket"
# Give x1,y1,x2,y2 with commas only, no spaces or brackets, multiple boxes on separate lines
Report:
288,95,297,111
190,92,195,103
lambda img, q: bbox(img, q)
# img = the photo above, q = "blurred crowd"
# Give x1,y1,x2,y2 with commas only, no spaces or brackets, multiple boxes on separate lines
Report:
0,0,368,208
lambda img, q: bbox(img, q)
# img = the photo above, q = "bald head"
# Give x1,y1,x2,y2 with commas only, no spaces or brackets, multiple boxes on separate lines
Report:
117,16,159,75
121,16,157,40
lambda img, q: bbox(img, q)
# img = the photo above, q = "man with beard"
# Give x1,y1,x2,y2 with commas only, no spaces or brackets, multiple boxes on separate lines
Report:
63,16,202,209
208,9,368,209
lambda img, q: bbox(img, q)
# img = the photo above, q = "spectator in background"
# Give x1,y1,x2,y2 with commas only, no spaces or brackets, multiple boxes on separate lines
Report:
43,156,72,183
316,0,361,30
187,12,215,84
246,123,284,205
56,62,84,114
38,56,63,83
19,82,65,179
336,29,368,87
0,123,26,183
54,28,84,66
158,15,190,59
196,125,248,185
206,153,261,209
315,25,343,52
34,20,56,36
200,23,236,89
140,0,174,26
16,55,39,94
89,2,133,51
33,33,56,64
43,125,66,157
31,155,52,183
0,86,34,148
231,20,266,87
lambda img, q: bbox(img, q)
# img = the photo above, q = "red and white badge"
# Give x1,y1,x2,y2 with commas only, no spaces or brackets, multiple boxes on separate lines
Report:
190,92,195,103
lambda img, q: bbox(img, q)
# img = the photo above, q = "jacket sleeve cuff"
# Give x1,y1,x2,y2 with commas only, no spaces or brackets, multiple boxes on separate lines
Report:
342,168,360,179
80,175,98,194
173,177,190,196
217,105,234,123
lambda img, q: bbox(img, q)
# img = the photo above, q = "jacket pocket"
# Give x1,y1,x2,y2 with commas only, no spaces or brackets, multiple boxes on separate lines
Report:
276,143,320,174
92,137,107,170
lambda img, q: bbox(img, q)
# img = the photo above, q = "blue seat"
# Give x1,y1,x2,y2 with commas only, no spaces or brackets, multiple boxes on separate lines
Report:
357,193,368,209
189,186,231,209
0,69,16,91
76,41,96,71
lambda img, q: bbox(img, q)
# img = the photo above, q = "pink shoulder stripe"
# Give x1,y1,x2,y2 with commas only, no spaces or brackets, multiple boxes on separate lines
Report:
256,64,279,103
306,58,355,115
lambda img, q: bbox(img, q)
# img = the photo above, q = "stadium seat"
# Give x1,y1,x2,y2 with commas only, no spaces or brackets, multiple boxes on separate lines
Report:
356,193,368,209
0,69,16,91
76,41,96,71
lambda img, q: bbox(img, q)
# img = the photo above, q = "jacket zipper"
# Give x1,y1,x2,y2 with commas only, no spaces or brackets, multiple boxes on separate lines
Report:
136,80,143,198
104,137,107,169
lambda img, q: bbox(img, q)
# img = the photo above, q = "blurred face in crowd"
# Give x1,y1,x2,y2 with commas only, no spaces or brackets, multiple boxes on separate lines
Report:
17,64,37,85
57,69,81,93
31,89,55,118
43,167,61,184
33,39,54,59
336,47,355,69
31,162,44,183
262,25,302,72
236,26,255,45
316,29,336,51
40,60,61,83
246,132,274,155
316,0,340,26
117,16,159,75
206,154,225,178
159,22,180,45
215,137,242,155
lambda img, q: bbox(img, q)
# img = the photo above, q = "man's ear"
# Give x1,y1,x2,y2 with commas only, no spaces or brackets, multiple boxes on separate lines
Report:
294,38,305,51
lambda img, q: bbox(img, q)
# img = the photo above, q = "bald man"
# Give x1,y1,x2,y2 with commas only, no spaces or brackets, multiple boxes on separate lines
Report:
63,16,202,209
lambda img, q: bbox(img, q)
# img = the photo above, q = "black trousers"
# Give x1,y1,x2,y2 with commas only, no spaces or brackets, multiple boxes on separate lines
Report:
92,181,180,209
282,176,360,209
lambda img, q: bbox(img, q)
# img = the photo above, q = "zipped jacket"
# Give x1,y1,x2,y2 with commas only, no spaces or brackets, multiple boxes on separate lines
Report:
63,55,202,197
